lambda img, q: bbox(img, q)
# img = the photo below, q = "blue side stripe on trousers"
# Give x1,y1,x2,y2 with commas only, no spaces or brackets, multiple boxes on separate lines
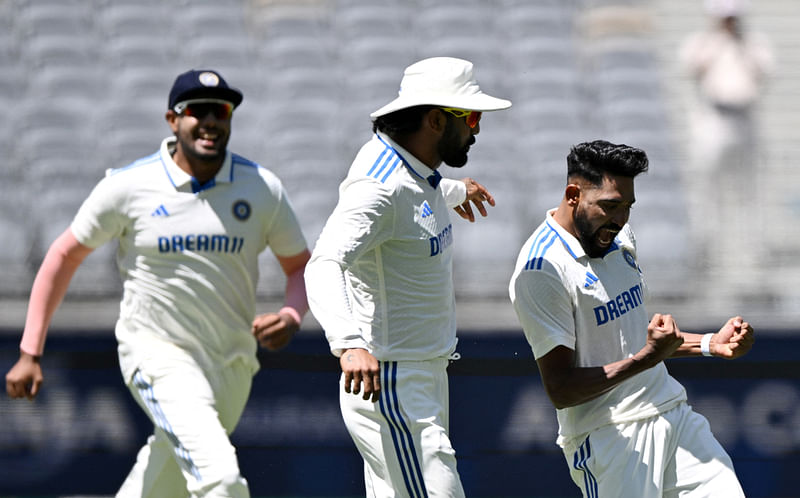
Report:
379,361,428,498
387,363,427,498
379,362,419,497
573,436,598,498
133,371,201,480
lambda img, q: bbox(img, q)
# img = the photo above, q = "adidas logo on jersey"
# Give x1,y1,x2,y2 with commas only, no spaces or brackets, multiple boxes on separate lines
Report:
584,272,598,288
420,200,433,218
151,204,169,217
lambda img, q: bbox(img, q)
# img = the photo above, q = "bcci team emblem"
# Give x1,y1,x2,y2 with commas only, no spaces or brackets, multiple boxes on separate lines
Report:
199,71,220,87
622,247,638,270
232,200,251,221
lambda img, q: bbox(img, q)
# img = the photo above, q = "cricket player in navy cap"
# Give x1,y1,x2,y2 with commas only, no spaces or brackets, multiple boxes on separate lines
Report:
6,69,312,497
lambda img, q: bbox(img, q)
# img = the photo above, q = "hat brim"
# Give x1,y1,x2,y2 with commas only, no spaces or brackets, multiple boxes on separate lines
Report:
370,92,511,119
173,87,244,108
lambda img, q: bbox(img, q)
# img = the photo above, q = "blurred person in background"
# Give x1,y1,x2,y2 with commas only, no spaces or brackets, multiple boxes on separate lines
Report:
305,57,511,497
5,69,311,498
509,140,755,497
679,0,774,270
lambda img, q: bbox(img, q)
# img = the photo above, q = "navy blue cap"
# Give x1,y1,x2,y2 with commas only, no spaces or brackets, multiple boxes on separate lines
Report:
168,69,243,110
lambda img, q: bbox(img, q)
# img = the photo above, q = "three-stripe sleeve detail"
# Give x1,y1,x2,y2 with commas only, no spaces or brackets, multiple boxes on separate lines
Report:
525,226,558,271
367,147,402,183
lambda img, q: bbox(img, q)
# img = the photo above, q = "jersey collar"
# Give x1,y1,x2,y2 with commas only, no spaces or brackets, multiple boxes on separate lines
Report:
375,132,440,189
545,209,622,260
544,209,584,260
159,137,234,193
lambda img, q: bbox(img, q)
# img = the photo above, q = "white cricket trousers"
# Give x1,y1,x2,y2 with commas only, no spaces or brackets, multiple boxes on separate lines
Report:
340,358,465,498
562,402,744,498
117,354,253,498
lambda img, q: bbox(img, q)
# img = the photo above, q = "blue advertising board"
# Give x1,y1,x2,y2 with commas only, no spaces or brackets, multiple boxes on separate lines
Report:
1,329,798,497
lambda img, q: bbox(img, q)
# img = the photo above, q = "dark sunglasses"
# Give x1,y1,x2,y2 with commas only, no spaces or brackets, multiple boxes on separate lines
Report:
441,107,482,128
173,99,234,120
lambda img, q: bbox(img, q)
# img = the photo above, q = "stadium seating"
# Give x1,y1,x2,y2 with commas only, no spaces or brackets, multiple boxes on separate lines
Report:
333,3,410,41
3,0,795,317
0,0,684,301
95,4,169,40
13,2,94,39
102,35,176,72
0,183,35,294
179,3,249,38
258,33,338,71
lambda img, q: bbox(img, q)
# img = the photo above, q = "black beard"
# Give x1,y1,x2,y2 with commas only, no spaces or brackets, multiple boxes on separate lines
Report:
185,144,224,162
176,128,228,163
438,121,474,168
574,207,622,258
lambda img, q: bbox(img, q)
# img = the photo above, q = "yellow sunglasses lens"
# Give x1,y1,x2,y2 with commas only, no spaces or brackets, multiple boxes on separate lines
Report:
442,107,470,118
442,107,481,128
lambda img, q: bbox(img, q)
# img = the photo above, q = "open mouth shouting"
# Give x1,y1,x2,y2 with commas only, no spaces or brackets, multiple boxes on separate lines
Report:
596,226,620,247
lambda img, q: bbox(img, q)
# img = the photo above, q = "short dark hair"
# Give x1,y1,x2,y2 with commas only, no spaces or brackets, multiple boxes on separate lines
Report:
372,105,437,136
567,140,649,185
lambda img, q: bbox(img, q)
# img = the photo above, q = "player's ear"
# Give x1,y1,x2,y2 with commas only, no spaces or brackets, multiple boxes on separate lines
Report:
565,183,581,206
165,110,179,132
426,108,447,135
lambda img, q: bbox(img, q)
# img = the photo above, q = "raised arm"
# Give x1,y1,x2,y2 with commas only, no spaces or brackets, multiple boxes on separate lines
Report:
536,313,684,409
442,177,496,222
669,316,755,359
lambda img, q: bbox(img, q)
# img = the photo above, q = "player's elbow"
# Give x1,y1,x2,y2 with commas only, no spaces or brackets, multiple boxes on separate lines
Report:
541,376,585,410
544,387,575,410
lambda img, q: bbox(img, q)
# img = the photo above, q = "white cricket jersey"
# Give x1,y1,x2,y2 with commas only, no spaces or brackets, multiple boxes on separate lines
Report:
509,210,686,445
306,132,467,360
71,137,307,382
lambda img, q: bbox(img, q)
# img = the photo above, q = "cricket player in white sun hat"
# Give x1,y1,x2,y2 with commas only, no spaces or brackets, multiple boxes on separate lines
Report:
305,56,511,497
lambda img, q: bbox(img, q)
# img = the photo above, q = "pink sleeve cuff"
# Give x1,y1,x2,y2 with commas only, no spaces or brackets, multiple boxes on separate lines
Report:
281,266,309,325
279,306,302,326
19,342,43,358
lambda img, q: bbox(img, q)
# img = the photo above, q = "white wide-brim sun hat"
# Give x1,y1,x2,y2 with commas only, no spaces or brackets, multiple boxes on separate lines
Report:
370,57,512,119
704,0,748,17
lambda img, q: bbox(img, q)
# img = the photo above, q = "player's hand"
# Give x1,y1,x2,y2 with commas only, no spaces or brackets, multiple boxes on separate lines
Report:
6,352,43,400
641,313,684,364
453,177,495,222
709,316,755,359
251,311,299,351
340,348,381,402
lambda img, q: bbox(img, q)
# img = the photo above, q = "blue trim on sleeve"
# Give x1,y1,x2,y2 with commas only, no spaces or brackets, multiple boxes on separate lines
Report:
525,225,559,270
231,154,260,182
374,133,430,185
107,151,160,176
